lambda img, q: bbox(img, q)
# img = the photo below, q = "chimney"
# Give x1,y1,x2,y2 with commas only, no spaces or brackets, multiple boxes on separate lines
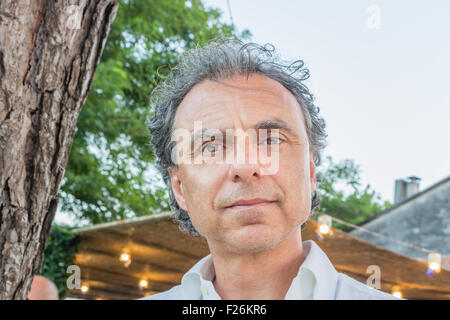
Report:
394,176,421,204
406,176,421,197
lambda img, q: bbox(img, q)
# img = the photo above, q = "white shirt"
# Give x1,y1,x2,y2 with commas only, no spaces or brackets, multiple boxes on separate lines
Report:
141,240,399,300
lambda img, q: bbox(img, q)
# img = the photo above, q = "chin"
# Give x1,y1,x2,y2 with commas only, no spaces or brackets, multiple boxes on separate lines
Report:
223,225,284,253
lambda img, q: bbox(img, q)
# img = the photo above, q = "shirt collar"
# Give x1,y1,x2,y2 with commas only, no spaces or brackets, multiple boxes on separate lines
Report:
296,240,339,299
181,240,338,299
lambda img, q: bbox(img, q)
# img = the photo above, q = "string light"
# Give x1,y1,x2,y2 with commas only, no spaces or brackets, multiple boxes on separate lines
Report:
120,228,135,268
120,252,130,262
319,223,330,235
139,265,151,291
119,248,132,268
316,214,333,238
391,286,403,299
139,279,149,289
80,283,89,294
427,252,442,275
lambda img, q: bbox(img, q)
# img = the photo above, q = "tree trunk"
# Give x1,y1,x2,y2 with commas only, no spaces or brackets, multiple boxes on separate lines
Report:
0,0,118,299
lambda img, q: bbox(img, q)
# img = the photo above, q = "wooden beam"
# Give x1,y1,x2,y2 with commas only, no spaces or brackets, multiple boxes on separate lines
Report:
74,250,183,283
77,232,201,272
75,265,178,290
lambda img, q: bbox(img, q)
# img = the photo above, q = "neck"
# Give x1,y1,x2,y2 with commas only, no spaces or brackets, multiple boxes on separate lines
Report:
209,228,306,300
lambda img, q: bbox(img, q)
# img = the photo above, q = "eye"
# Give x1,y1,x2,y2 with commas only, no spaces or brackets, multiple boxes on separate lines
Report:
261,136,283,145
203,142,224,154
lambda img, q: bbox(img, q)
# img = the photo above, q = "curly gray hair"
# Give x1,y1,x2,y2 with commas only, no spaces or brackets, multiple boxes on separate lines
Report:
147,38,327,237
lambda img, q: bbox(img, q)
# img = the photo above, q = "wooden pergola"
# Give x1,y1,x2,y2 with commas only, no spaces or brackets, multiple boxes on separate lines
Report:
67,212,450,300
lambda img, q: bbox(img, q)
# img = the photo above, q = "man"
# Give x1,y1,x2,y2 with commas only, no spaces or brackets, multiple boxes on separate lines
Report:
27,275,59,300
144,38,398,300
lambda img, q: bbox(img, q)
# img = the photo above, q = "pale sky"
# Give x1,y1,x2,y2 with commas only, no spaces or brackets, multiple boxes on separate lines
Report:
203,0,450,203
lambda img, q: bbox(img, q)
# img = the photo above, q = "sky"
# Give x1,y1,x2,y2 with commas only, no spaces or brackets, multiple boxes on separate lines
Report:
54,0,450,226
202,0,450,203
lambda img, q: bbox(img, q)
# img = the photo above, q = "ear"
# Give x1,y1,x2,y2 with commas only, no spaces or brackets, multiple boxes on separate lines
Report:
168,167,188,211
309,152,317,193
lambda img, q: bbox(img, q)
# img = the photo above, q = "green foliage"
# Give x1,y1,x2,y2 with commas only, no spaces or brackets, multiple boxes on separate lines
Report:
60,0,251,225
315,156,392,231
41,225,79,299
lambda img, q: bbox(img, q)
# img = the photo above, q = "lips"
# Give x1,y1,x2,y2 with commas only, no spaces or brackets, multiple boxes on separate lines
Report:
225,198,276,209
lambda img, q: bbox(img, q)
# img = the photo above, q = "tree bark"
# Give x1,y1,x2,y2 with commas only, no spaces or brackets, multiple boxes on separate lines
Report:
0,0,118,299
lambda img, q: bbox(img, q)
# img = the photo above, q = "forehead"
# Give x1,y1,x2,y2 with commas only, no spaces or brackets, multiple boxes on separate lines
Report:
173,74,306,132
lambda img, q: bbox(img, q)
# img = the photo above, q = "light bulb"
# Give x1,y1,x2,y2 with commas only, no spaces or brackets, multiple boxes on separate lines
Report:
427,252,441,273
391,285,403,299
81,284,89,293
429,262,439,271
319,224,330,234
139,279,149,289
317,214,332,235
120,253,130,262
119,248,132,267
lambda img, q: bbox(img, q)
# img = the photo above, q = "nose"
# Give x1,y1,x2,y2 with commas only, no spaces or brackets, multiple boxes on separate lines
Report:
228,136,261,183
229,163,261,183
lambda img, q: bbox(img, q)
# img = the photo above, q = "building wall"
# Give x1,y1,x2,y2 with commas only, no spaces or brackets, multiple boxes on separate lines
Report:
350,178,450,260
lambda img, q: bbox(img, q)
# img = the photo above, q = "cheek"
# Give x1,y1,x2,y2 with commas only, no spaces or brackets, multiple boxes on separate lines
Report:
181,165,225,227
278,150,311,209
183,166,222,202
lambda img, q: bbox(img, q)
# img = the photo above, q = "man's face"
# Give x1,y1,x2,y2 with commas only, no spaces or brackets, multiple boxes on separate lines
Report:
169,74,316,254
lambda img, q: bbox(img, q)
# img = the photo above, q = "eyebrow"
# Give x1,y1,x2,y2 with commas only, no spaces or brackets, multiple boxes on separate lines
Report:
254,118,296,134
190,118,298,148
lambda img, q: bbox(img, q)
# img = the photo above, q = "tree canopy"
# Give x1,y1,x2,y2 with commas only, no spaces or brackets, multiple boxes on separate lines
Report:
315,156,392,231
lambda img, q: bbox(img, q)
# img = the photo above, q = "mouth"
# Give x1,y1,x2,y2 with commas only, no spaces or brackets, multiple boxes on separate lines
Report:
225,198,277,210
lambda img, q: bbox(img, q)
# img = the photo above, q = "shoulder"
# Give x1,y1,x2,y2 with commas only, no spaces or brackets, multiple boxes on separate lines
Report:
335,273,400,300
139,285,184,300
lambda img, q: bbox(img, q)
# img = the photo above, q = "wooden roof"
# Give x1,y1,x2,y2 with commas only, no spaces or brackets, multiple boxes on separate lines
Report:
67,212,450,300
